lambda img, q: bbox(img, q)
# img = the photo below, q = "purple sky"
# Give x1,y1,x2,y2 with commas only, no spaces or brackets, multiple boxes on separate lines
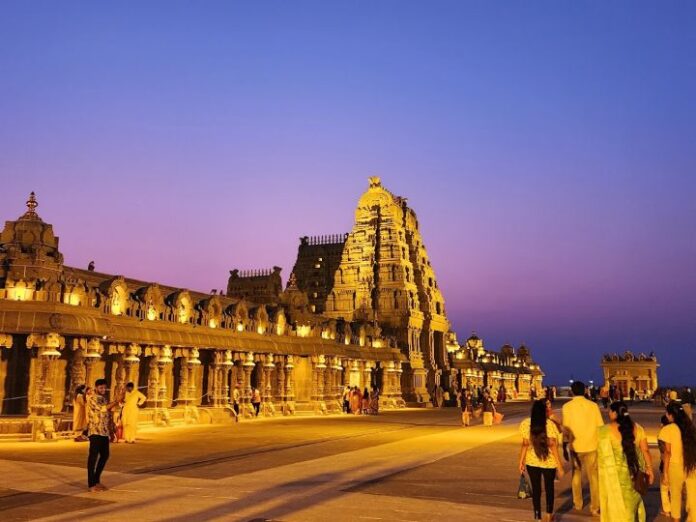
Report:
1,2,695,384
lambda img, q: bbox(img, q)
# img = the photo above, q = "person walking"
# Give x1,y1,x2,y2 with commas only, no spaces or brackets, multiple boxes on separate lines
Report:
86,378,117,492
435,385,444,408
461,389,474,427
658,415,672,519
342,385,351,414
518,399,565,522
121,382,146,443
73,384,88,441
361,387,370,414
562,381,604,516
232,384,241,422
251,388,261,417
659,401,696,522
482,390,496,427
597,401,654,521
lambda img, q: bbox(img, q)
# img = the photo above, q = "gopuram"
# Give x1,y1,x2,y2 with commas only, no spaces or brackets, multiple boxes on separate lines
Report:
0,178,543,440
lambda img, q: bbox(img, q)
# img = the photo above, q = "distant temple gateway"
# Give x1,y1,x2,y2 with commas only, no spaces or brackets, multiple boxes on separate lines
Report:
601,351,659,397
0,178,543,440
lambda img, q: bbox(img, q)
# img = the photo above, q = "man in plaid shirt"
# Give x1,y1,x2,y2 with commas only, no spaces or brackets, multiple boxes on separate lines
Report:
86,378,118,492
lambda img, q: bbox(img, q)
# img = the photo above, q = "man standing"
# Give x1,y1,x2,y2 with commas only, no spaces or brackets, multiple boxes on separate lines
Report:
86,378,117,492
122,382,146,443
232,384,241,422
562,381,604,516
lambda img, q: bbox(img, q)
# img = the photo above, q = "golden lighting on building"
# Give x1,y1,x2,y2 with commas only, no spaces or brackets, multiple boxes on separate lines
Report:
64,293,81,306
9,286,30,301
297,325,311,337
147,306,157,321
208,318,218,328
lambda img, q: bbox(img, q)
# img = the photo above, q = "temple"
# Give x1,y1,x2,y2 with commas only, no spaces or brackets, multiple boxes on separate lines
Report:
601,351,659,397
0,180,543,441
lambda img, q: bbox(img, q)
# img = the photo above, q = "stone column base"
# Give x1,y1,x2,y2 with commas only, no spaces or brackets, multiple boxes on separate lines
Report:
281,401,296,415
30,416,57,441
313,400,327,415
261,401,276,416
402,354,431,406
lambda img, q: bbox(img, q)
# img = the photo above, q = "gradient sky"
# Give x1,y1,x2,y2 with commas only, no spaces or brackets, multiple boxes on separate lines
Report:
1,2,695,385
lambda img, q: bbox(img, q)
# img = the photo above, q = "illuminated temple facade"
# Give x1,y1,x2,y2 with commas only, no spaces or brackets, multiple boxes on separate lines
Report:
601,351,659,397
0,178,543,440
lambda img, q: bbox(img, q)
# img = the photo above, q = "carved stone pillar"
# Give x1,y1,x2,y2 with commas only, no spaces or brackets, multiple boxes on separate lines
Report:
380,361,393,400
178,348,201,423
155,346,173,425
123,344,141,384
275,355,286,403
66,345,86,410
26,333,65,440
242,352,255,417
284,355,295,415
72,337,104,392
146,357,160,407
211,350,232,407
313,355,327,414
261,355,276,416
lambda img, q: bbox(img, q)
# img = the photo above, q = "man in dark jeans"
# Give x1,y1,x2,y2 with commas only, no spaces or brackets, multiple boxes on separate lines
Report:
86,378,117,492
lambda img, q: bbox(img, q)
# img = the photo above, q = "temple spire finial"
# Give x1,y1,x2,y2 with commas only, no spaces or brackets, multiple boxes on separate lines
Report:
368,176,381,189
21,191,40,219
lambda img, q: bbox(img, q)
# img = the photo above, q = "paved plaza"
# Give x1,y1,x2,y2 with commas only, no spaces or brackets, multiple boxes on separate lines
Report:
0,402,670,521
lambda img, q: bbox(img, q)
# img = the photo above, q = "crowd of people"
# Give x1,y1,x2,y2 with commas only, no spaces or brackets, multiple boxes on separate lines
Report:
342,386,380,415
517,380,696,522
72,381,147,447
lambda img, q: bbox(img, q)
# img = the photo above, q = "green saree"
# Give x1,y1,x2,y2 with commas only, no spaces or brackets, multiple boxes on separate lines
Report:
597,424,646,522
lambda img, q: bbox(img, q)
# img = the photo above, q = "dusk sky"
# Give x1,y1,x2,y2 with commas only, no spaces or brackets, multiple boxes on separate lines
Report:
1,2,695,384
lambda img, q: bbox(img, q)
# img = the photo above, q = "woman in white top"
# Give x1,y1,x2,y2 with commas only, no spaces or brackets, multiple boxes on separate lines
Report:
519,399,565,522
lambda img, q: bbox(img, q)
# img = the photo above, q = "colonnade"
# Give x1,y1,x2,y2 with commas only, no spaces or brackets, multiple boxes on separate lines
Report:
0,332,405,439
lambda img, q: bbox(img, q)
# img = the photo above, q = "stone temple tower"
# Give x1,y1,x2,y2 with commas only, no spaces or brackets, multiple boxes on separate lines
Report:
323,177,450,403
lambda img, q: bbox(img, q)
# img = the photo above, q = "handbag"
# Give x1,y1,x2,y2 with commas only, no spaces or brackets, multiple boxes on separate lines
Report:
633,470,649,496
517,473,532,499
493,412,504,424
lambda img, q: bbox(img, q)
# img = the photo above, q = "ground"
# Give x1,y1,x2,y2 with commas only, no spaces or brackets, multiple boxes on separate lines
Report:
0,401,670,521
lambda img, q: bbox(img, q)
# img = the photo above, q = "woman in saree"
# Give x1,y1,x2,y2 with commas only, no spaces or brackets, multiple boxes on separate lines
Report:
361,387,370,414
597,401,654,522
72,385,88,441
369,387,380,414
350,386,362,415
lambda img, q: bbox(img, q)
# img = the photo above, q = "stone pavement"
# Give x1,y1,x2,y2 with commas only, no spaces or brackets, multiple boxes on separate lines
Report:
0,402,671,521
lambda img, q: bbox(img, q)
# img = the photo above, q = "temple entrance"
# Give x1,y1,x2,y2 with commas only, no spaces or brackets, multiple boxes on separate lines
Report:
433,331,446,370
172,357,183,405
1,335,30,415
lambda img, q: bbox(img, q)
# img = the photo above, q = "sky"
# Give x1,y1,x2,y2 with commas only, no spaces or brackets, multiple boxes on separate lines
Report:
1,2,695,385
